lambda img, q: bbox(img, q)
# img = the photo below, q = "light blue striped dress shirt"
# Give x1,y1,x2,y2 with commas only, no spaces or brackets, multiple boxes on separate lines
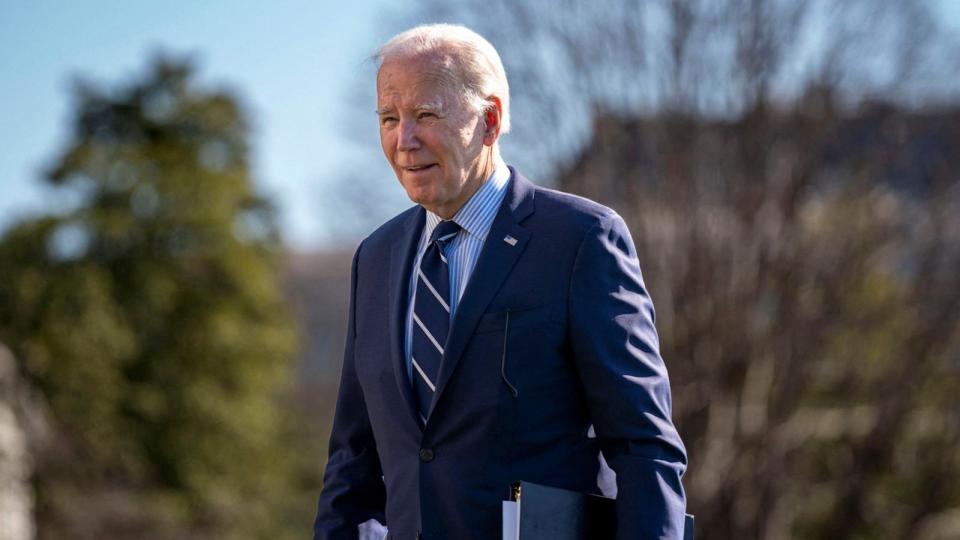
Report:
404,158,511,381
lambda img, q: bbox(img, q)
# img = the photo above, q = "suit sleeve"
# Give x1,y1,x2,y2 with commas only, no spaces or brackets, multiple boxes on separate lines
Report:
568,212,687,540
314,243,387,540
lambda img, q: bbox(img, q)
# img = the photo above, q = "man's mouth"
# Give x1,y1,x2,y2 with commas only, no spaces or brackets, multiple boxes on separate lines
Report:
404,164,437,172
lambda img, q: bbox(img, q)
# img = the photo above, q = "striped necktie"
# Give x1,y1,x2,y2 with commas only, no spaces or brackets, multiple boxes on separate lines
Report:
411,220,461,423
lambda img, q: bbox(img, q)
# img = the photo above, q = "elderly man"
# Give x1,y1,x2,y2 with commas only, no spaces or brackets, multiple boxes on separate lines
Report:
314,24,687,540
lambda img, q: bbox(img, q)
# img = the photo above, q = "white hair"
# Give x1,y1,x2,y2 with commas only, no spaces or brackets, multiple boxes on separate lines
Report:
375,23,511,134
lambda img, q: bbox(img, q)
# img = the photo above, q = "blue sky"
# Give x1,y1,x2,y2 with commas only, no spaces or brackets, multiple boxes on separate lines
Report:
2,1,958,250
0,0,409,250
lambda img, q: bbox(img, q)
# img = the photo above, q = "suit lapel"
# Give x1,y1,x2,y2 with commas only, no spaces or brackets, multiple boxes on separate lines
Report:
431,171,536,410
388,207,426,429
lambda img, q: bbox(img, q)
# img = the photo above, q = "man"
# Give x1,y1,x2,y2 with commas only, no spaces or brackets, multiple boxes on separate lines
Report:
314,24,687,540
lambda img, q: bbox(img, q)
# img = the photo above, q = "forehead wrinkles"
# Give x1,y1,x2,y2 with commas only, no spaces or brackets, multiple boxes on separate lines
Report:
377,57,461,112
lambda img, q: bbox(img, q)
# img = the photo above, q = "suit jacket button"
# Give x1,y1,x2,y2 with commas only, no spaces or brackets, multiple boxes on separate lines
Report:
419,448,434,462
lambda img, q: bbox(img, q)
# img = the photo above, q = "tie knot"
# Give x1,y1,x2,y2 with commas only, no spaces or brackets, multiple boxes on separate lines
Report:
430,220,461,246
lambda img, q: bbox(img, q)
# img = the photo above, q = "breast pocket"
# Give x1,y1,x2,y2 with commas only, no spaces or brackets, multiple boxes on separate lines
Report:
474,303,544,334
471,304,571,401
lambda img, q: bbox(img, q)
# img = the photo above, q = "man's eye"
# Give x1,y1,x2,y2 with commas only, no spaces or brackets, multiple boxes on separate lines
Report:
418,112,437,120
380,117,398,126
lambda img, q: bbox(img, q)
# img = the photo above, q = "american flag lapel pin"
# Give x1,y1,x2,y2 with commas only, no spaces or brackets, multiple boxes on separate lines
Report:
503,235,518,246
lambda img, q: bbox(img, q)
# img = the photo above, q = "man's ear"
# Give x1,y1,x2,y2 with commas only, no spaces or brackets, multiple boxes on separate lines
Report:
482,96,503,146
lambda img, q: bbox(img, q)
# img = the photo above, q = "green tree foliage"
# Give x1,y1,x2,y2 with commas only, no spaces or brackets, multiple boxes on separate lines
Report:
0,56,302,538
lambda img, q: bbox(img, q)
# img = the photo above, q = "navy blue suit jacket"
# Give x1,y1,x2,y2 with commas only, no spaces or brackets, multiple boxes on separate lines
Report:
315,170,687,539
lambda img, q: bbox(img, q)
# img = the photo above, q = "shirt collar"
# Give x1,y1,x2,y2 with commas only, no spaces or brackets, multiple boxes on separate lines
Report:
423,156,510,241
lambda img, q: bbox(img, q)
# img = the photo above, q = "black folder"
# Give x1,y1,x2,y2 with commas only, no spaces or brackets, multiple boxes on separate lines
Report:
509,481,694,540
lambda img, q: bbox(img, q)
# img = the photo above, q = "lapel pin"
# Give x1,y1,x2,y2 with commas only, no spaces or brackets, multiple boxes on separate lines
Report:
503,235,518,246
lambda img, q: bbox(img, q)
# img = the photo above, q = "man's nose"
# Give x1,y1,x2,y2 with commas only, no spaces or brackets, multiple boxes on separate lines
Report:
397,119,420,151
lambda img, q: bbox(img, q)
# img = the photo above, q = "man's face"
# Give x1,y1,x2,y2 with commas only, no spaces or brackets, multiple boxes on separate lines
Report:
377,54,491,219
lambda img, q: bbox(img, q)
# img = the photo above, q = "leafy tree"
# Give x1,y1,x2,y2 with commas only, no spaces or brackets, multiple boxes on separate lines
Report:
0,56,303,539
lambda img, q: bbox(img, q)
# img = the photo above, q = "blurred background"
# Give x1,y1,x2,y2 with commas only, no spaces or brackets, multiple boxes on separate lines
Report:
1,1,959,539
